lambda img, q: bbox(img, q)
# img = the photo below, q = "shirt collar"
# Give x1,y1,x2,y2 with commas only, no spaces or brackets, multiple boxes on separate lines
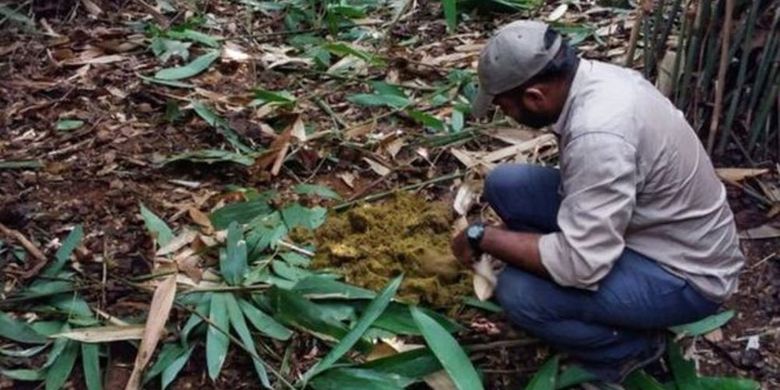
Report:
551,59,590,136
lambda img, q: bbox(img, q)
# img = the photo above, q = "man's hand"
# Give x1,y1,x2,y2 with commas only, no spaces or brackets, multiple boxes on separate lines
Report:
450,228,476,265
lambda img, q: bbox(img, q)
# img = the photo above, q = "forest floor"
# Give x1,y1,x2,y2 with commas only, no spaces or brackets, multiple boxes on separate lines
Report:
1,0,778,388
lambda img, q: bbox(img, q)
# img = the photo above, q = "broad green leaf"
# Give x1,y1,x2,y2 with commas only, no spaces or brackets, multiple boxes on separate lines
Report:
0,368,44,381
166,29,220,47
0,159,43,169
0,343,49,358
555,365,596,389
206,293,230,380
55,119,84,131
0,311,47,344
162,345,195,389
293,184,342,200
310,367,412,390
154,50,219,80
411,306,483,390
221,222,248,285
525,355,558,390
696,376,760,390
20,279,74,298
462,297,503,313
451,109,464,132
144,343,185,384
280,203,327,230
44,329,70,368
163,149,255,166
371,303,462,335
362,347,442,380
279,251,312,267
190,100,253,153
238,298,293,340
139,203,174,247
210,196,273,230
224,293,270,387
442,0,457,32
293,276,376,300
348,93,409,109
49,294,96,325
46,340,79,390
669,310,735,337
138,75,195,88
408,110,446,131
304,275,403,381
181,294,211,341
623,370,665,390
43,224,84,277
272,260,312,282
150,37,191,62
81,342,102,390
668,341,697,388
251,88,296,107
322,42,384,66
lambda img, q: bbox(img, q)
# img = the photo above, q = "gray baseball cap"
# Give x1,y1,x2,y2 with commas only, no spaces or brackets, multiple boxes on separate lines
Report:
472,20,562,118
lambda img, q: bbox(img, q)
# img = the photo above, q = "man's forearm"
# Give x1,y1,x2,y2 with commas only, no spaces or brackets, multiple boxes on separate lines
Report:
480,226,550,278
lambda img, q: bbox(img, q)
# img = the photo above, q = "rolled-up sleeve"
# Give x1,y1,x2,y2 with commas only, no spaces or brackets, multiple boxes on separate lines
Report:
539,133,637,289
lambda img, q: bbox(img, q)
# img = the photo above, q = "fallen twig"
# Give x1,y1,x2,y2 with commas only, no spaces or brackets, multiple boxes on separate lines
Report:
0,222,47,279
334,171,465,211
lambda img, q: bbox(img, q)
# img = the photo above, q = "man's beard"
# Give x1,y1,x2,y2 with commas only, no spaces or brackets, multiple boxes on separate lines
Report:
514,110,555,129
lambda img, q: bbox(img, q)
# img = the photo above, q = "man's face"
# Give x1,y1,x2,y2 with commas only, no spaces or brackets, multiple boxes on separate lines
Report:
493,88,557,129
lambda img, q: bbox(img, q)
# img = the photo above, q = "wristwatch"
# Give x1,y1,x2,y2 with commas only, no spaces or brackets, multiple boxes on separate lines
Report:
466,222,486,255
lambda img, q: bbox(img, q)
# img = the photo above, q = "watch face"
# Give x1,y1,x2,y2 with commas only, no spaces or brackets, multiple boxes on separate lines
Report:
467,225,480,239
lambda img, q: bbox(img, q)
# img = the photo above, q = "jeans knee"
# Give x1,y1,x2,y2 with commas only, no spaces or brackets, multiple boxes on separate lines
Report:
484,164,533,210
495,268,547,327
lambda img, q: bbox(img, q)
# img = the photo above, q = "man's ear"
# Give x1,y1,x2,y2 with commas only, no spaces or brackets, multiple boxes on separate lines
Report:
521,86,547,112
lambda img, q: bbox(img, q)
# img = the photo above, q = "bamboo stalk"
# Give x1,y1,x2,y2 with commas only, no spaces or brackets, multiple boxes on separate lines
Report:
671,1,693,101
746,12,780,130
706,0,735,154
625,0,648,67
677,0,708,110
748,61,780,153
717,0,762,155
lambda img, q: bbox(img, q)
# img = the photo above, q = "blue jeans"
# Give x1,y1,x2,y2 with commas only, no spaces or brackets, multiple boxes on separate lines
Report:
485,164,720,377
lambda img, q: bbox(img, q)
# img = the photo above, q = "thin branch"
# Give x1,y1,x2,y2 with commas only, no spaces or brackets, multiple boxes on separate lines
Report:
706,0,735,154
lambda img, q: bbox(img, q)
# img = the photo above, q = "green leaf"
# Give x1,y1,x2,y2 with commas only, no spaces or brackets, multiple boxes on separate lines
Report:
293,276,376,300
442,0,457,32
166,29,220,47
279,251,312,267
210,196,273,230
371,303,463,335
281,203,327,230
150,37,191,62
293,184,342,200
138,75,195,88
238,298,293,340
272,260,313,282
49,294,97,325
55,119,84,131
190,100,253,153
0,159,43,169
525,355,558,390
668,341,697,388
696,377,760,390
144,343,185,384
555,365,596,389
0,368,45,381
221,222,248,285
251,88,297,107
322,42,384,66
206,293,230,380
362,347,442,380
224,293,270,387
304,275,403,381
162,345,195,389
408,109,446,132
0,343,49,358
623,370,665,390
43,225,84,277
669,310,735,337
462,297,503,313
154,50,220,80
0,311,48,344
411,306,483,390
163,149,255,166
348,93,410,109
139,203,174,247
81,342,102,390
451,109,464,132
46,340,79,390
310,368,412,390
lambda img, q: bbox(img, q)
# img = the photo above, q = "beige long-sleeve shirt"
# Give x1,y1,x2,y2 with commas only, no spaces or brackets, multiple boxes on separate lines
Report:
538,59,745,302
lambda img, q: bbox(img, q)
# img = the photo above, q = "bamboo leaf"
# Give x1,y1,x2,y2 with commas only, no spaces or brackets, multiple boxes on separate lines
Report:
225,293,270,387
696,376,760,389
207,293,230,380
52,325,144,343
238,298,293,340
161,345,195,389
163,149,255,166
1,368,45,381
310,367,412,390
623,370,665,390
166,29,220,47
555,365,596,389
43,224,84,277
411,306,483,390
209,195,273,230
46,340,79,390
293,184,342,200
190,100,253,153
442,0,457,32
139,203,174,247
525,355,557,390
668,341,697,388
138,75,195,88
221,222,248,285
292,276,375,300
0,311,48,344
304,275,403,381
81,342,102,390
669,311,735,337
55,119,84,131
154,50,220,80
